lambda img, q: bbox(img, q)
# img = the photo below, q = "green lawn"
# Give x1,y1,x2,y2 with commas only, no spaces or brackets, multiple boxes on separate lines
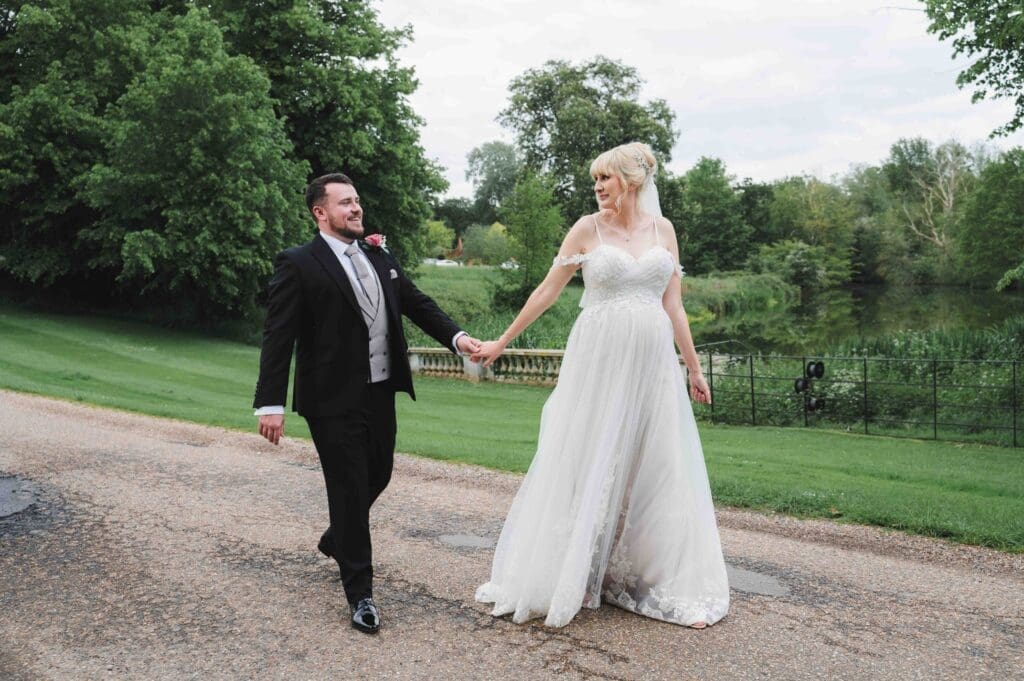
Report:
1,303,1021,552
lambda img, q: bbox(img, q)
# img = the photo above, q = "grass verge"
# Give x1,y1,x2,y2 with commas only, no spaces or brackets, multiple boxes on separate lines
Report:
1,303,1020,552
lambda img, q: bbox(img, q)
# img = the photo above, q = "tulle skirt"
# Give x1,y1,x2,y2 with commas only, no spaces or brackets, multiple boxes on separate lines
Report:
476,300,730,627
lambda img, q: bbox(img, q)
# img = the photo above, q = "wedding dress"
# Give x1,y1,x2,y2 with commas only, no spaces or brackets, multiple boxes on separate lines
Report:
476,216,730,628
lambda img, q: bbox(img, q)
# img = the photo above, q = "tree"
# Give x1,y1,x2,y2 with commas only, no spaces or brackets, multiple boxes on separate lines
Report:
423,220,455,259
958,148,1024,289
461,222,510,265
77,8,308,319
499,57,676,222
676,158,752,274
882,138,976,258
923,1,1024,136
497,174,563,307
747,240,850,292
432,197,480,237
768,176,857,253
0,0,151,289
200,0,446,265
736,179,777,245
466,141,521,224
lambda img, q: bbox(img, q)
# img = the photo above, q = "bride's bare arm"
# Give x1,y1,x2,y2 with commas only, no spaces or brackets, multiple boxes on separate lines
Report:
472,218,592,367
659,218,711,404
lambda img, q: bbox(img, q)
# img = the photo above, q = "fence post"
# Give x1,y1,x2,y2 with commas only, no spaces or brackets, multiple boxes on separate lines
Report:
863,357,869,435
749,354,756,426
932,359,938,440
1014,360,1019,448
802,355,808,428
707,351,715,422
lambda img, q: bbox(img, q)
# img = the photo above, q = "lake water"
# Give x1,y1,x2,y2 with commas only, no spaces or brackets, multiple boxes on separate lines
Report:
692,285,1024,355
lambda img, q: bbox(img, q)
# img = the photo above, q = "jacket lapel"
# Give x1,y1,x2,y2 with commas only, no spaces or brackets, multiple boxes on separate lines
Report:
311,233,359,314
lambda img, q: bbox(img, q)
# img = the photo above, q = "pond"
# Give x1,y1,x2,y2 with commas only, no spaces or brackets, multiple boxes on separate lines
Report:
691,285,1024,356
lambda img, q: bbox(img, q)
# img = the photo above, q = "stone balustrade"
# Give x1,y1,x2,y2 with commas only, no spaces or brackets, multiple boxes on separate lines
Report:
408,347,565,386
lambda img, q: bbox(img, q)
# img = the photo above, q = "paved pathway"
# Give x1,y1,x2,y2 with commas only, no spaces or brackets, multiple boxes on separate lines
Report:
1,390,1021,680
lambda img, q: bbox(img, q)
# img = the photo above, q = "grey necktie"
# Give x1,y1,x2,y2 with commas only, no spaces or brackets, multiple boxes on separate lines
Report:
344,242,381,322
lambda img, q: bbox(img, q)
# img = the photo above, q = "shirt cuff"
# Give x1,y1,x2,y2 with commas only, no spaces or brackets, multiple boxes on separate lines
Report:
452,331,467,356
254,406,285,416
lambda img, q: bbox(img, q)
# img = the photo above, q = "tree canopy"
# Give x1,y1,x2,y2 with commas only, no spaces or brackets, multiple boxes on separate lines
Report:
0,0,442,320
924,0,1024,136
498,57,676,222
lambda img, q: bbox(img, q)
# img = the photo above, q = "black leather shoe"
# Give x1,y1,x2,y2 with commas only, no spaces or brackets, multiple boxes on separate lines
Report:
351,598,380,634
317,530,334,559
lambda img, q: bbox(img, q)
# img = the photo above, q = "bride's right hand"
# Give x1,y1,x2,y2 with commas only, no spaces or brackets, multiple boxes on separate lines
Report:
471,340,507,367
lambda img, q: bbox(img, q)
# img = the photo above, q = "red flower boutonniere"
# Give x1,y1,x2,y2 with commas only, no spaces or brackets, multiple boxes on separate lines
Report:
364,234,387,251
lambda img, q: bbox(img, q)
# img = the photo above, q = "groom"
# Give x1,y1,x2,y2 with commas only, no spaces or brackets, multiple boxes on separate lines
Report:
253,173,480,634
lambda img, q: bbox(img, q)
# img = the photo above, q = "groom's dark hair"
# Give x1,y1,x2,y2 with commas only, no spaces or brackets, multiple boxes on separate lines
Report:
305,173,354,214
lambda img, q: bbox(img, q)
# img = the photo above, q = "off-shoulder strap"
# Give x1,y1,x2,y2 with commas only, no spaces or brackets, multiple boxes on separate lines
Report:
591,214,604,244
552,252,588,267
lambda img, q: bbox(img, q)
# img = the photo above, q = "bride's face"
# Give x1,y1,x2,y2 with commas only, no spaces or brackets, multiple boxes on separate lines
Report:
593,172,625,210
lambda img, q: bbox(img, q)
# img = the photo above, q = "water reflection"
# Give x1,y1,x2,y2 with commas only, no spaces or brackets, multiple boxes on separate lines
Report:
692,285,1024,355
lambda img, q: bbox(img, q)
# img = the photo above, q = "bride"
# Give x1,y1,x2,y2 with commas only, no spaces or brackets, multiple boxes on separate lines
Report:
471,142,729,629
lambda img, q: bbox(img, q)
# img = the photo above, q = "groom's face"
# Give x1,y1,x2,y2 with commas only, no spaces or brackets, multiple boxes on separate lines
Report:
317,182,364,241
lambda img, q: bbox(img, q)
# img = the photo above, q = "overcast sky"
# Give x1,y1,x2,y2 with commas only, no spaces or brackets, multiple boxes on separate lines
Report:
375,0,1024,199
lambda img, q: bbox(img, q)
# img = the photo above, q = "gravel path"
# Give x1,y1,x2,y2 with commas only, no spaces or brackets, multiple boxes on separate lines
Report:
1,389,1021,680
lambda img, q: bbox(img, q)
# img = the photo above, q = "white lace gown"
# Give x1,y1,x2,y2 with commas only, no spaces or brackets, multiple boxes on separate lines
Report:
475,229,730,628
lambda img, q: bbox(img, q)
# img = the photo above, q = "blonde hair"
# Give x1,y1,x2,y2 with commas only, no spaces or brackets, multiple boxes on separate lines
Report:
589,142,658,210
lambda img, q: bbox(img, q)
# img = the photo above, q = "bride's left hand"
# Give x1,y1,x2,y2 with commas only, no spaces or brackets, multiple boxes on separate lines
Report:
689,372,712,404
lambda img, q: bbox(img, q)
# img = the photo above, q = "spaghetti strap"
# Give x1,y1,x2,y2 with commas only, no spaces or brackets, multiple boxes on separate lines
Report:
653,215,661,247
592,215,604,245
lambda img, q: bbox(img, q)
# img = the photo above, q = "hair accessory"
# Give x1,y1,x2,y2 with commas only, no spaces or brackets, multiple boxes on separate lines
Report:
633,151,651,177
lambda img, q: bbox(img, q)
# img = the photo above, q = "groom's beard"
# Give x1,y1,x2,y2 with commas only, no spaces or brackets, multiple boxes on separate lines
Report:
327,215,364,241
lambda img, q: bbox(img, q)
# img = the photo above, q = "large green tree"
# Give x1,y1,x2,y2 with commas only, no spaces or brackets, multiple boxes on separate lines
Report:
465,140,521,224
882,138,976,260
183,0,447,265
1,0,441,321
677,158,752,274
497,173,563,307
958,147,1024,289
498,57,676,222
78,8,309,318
0,0,147,287
923,1,1024,136
0,2,306,319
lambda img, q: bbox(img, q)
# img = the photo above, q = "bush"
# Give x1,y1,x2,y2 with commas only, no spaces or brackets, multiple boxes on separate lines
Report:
461,222,510,265
747,240,851,291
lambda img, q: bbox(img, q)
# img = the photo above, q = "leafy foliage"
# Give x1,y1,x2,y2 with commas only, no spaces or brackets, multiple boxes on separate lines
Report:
496,174,564,307
498,57,676,222
676,158,752,274
959,148,1024,289
924,0,1024,136
747,240,851,292
461,222,510,265
466,141,521,224
0,0,441,321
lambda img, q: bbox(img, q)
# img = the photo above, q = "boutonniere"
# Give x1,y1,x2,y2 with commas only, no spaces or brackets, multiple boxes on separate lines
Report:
364,233,387,251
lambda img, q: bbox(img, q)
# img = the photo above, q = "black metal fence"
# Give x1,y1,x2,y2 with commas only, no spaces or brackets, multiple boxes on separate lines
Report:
690,353,1022,448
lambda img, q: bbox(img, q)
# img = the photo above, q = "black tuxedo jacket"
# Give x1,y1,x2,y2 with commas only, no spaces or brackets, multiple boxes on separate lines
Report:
253,233,462,418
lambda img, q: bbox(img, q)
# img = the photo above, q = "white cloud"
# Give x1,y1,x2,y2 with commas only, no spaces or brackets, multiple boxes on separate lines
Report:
374,0,1024,196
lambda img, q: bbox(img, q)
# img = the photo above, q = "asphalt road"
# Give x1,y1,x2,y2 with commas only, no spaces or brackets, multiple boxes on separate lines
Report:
1,390,1021,680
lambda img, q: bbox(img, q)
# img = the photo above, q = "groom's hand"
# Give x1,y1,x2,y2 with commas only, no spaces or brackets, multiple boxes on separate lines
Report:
258,414,285,445
457,334,482,357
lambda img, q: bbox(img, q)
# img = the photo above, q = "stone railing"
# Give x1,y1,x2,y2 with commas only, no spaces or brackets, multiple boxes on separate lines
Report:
408,347,565,386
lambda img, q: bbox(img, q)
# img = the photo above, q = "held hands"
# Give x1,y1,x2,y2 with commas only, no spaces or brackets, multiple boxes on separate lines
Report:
470,340,507,368
258,414,285,445
689,372,712,405
457,334,483,356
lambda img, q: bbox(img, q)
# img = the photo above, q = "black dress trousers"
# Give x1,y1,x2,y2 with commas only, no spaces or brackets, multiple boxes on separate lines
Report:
306,380,396,605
